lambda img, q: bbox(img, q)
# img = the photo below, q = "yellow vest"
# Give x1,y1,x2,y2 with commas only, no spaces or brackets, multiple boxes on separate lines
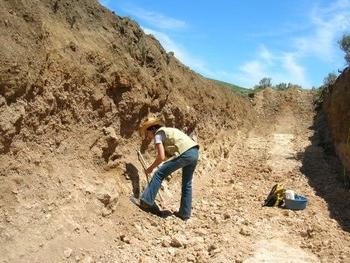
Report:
156,127,198,158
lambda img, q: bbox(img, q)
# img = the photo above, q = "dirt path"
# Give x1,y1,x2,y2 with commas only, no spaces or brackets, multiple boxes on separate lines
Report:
108,100,350,262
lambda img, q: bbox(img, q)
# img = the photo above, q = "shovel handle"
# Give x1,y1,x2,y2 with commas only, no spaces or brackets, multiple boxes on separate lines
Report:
137,150,148,170
137,150,163,202
137,150,149,184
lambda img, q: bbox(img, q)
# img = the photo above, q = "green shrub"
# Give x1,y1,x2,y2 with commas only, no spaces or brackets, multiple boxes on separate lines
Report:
339,34,350,65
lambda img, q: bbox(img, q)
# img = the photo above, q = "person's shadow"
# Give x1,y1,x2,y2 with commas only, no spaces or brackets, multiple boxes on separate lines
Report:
125,163,141,198
125,163,172,218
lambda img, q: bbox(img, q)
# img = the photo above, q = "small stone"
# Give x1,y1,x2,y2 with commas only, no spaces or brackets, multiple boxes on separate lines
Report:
239,227,251,236
283,210,290,217
195,228,208,236
101,207,112,217
223,213,231,220
170,238,182,248
187,254,196,262
64,248,73,258
167,248,176,256
162,240,170,247
120,234,131,244
81,256,93,263
208,244,217,252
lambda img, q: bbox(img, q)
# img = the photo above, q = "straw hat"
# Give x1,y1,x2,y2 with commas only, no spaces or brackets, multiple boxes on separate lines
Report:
138,117,163,137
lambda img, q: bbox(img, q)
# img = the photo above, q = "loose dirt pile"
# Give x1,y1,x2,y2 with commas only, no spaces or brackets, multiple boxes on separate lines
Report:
1,0,350,262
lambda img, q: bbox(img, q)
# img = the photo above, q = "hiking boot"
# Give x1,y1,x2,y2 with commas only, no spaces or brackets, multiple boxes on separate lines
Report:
139,199,151,210
140,200,164,217
173,211,190,221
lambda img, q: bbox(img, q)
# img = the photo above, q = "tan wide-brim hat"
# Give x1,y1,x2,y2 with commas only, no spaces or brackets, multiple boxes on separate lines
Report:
138,117,163,137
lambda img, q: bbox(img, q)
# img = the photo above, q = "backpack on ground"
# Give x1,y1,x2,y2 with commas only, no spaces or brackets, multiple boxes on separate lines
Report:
263,184,286,207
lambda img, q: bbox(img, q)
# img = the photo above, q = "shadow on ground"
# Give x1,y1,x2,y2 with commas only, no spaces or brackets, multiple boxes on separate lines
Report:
125,163,140,198
298,109,350,232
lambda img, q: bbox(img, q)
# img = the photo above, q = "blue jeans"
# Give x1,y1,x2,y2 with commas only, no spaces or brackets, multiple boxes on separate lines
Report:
141,146,199,218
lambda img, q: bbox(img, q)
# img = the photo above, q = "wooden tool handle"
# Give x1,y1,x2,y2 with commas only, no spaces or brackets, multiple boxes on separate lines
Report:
137,150,163,202
137,150,148,170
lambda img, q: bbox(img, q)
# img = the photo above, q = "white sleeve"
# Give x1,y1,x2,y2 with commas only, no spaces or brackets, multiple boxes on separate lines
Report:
154,131,165,144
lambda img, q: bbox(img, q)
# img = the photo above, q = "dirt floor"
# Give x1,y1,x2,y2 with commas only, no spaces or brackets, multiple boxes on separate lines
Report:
2,89,350,263
1,1,350,262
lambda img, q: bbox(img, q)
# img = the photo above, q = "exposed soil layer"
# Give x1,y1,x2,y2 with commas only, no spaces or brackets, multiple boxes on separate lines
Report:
1,1,350,262
322,67,350,177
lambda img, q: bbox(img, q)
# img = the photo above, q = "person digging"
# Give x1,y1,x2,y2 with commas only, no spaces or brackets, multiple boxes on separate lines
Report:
137,117,199,220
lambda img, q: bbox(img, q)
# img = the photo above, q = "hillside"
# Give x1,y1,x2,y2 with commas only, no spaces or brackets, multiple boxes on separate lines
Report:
0,0,256,177
207,79,251,97
1,0,350,262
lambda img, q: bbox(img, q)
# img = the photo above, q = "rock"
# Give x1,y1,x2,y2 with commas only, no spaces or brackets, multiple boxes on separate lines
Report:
81,256,93,263
120,234,131,244
170,237,182,248
186,254,196,262
187,236,205,246
97,190,119,215
97,193,112,206
239,227,251,236
283,210,290,217
64,248,73,258
208,244,217,252
167,247,176,256
194,228,208,236
103,126,118,140
161,239,170,247
101,207,112,217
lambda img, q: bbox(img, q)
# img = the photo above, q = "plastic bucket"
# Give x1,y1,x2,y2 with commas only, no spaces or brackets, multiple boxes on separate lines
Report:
285,194,308,210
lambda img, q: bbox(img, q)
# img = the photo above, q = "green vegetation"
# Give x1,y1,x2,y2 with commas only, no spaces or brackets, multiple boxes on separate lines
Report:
323,72,338,87
210,76,304,98
314,72,339,107
254,77,272,90
209,78,252,96
253,78,302,92
339,34,350,65
316,34,349,107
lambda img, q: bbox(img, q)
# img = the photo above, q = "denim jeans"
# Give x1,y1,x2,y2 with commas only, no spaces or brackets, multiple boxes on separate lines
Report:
141,146,199,218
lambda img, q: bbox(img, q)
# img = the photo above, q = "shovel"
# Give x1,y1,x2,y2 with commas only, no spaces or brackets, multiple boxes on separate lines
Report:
137,150,150,184
137,150,164,202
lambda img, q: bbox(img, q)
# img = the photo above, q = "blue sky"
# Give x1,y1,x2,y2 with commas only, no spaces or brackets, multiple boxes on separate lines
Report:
99,0,350,88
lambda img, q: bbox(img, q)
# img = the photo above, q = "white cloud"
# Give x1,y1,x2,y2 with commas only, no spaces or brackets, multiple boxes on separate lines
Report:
229,48,310,88
281,54,309,86
231,0,349,88
109,1,349,88
239,61,266,86
294,0,350,61
124,7,186,30
259,45,274,65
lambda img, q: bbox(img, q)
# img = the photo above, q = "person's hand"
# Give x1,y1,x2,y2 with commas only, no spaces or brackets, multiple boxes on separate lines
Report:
145,166,153,174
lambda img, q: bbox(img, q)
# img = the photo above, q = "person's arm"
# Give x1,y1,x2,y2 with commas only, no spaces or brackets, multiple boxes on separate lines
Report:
146,143,165,174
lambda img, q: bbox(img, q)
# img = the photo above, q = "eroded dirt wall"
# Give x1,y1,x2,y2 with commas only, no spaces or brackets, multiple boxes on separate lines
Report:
0,0,256,172
322,67,350,175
